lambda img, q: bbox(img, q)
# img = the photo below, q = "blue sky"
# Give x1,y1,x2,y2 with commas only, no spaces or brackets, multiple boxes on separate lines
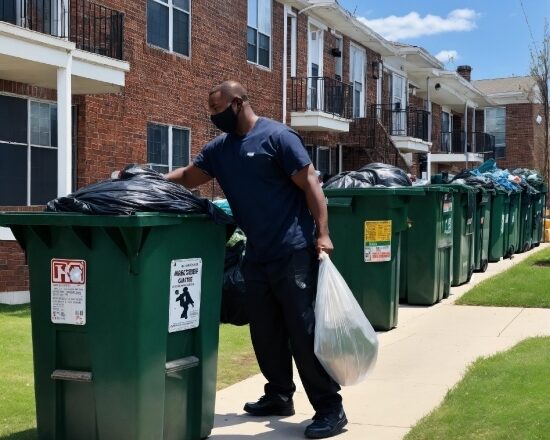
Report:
338,0,550,80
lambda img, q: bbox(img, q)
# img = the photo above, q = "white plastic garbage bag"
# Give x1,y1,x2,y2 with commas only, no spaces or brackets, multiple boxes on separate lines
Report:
314,252,379,386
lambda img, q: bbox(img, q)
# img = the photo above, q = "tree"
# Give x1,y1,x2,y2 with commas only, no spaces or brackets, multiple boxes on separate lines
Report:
529,20,550,191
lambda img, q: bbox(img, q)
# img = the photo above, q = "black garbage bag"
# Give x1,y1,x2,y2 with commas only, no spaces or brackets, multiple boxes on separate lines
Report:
323,170,377,189
357,163,412,187
464,175,496,189
221,238,249,326
46,165,234,225
451,169,474,182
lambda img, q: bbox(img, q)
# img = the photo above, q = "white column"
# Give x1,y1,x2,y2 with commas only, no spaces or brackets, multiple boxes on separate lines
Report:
282,5,288,124
57,57,72,197
472,107,476,152
427,152,432,181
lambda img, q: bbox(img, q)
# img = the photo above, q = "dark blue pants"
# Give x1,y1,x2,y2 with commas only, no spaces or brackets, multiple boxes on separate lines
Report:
243,247,342,414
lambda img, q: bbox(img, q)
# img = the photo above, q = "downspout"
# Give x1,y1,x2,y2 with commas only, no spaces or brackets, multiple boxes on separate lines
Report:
464,101,469,168
472,107,476,153
426,76,432,180
282,5,288,124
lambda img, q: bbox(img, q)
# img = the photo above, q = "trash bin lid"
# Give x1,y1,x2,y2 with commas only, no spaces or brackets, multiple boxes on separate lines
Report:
422,185,457,193
0,212,207,228
323,187,425,196
448,183,479,193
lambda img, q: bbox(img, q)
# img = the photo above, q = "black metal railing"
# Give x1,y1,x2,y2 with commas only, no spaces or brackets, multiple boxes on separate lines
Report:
373,103,430,141
440,131,495,156
290,77,353,120
0,0,124,60
69,0,124,59
1,0,18,25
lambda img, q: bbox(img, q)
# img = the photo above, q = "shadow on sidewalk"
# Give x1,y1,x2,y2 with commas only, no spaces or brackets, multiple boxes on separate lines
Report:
0,428,37,440
212,413,345,439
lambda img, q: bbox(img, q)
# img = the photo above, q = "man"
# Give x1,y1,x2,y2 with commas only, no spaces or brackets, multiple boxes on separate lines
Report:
165,81,346,439
175,287,194,319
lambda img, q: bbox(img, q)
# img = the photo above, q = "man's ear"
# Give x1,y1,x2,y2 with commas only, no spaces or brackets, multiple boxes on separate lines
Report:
233,98,243,111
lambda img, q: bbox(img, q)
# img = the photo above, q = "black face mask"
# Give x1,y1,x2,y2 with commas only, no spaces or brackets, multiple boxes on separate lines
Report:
210,102,239,133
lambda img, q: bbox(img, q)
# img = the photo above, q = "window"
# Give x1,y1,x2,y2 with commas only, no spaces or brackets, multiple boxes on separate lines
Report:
287,11,297,77
147,0,190,56
247,0,271,68
0,95,57,206
147,123,190,173
334,35,343,81
316,147,330,177
305,145,340,181
350,45,365,118
484,107,506,158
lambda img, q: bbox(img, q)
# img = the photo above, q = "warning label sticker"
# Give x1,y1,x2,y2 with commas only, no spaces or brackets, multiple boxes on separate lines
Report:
51,259,86,325
364,220,392,263
169,258,202,333
443,194,453,213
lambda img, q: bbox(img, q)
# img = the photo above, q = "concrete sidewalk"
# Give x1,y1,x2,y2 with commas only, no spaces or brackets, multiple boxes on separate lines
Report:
210,244,550,440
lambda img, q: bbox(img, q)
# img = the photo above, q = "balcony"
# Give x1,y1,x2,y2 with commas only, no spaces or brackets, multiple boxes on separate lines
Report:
373,103,431,153
0,0,128,94
1,0,124,59
289,77,353,132
0,0,129,198
431,131,495,164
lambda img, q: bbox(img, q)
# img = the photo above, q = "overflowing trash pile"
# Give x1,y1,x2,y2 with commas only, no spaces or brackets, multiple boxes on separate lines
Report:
220,228,249,326
323,163,412,189
213,199,250,326
46,165,235,224
449,159,541,194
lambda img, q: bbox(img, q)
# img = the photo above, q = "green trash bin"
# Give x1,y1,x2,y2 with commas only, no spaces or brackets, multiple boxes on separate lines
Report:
473,187,494,272
532,184,548,247
324,187,423,331
0,212,227,440
450,184,477,286
400,185,454,305
517,191,534,253
489,189,511,262
505,192,521,257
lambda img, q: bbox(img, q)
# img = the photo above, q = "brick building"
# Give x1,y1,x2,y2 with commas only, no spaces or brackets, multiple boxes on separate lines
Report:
0,1,547,303
472,76,545,172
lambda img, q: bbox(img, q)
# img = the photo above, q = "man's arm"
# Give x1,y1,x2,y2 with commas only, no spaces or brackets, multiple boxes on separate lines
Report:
291,164,334,255
165,164,212,189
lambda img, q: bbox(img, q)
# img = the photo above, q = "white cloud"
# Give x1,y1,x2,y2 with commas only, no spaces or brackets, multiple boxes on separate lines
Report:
358,9,480,40
435,50,460,63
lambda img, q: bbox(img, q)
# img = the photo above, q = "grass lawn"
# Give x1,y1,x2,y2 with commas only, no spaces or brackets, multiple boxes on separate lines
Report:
456,247,550,307
0,305,35,440
404,337,550,440
0,304,257,438
217,324,259,390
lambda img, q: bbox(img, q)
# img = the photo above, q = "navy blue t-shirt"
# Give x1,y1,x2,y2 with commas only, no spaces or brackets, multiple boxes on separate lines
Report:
194,117,315,262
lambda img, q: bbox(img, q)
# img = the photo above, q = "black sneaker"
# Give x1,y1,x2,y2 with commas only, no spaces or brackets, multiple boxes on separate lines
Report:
243,394,295,417
304,409,348,439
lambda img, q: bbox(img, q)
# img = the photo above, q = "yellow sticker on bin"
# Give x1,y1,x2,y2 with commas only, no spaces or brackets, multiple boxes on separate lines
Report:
364,220,392,263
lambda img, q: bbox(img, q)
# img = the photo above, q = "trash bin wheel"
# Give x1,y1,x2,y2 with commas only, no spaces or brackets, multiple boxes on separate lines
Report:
480,259,489,273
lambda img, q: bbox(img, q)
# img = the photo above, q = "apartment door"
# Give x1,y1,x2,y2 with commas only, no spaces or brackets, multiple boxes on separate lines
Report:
441,111,452,152
308,23,323,111
392,73,407,135
350,44,365,118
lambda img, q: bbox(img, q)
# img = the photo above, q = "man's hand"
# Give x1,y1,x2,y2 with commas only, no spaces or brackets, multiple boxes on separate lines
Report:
316,233,334,256
164,164,212,189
